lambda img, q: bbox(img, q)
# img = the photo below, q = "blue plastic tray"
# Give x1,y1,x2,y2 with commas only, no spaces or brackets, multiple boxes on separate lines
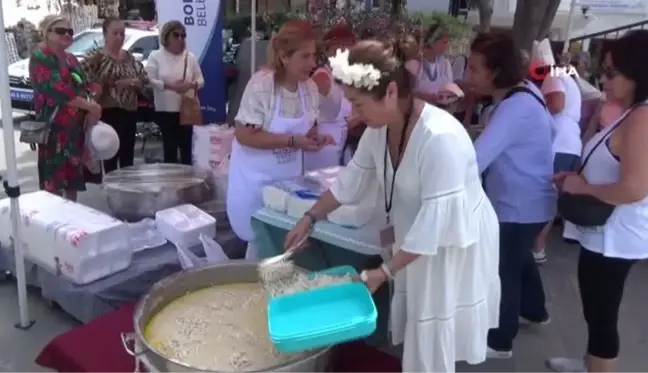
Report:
268,282,377,353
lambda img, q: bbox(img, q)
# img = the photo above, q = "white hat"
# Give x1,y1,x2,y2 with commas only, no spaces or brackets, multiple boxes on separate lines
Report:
531,38,555,66
90,121,120,160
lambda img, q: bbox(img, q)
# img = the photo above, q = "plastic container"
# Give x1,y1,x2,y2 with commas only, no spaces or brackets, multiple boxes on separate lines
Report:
267,269,377,353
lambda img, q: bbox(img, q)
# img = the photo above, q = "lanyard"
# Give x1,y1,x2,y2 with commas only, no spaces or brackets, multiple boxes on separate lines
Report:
383,101,414,223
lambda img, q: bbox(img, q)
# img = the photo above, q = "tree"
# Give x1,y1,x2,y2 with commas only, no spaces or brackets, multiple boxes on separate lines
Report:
473,0,561,51
512,0,561,50
471,0,493,32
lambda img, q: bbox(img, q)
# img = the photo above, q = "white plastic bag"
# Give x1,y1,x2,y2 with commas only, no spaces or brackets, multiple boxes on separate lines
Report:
199,234,229,263
176,233,229,270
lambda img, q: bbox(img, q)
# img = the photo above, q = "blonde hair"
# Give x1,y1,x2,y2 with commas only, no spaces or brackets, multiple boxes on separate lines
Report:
266,20,316,78
39,15,68,37
160,20,185,48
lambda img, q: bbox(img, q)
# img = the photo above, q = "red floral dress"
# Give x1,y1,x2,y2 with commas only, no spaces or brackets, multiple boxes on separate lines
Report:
29,46,89,193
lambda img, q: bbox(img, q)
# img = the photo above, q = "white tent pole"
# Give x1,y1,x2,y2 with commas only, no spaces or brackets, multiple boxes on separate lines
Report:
0,1,33,329
251,0,257,76
563,0,578,54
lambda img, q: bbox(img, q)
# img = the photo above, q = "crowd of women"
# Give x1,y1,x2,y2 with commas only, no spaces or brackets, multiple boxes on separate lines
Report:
29,14,203,201
28,11,648,373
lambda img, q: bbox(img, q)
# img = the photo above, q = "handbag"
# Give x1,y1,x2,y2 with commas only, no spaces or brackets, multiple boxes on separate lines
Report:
179,52,203,125
557,105,637,227
19,106,59,145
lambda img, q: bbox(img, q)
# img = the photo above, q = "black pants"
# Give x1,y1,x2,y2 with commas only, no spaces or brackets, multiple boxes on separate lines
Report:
488,222,549,351
101,107,137,173
578,246,636,359
155,111,193,165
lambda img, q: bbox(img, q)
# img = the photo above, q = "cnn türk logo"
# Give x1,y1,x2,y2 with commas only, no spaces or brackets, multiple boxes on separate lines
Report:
529,60,579,80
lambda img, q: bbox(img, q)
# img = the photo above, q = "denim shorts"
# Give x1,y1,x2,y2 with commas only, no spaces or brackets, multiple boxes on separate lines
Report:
554,153,581,173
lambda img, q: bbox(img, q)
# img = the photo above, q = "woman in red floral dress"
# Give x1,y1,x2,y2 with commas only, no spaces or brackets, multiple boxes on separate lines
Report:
29,15,102,201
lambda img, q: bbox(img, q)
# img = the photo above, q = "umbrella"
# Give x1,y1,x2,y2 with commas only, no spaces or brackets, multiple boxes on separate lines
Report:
0,3,33,329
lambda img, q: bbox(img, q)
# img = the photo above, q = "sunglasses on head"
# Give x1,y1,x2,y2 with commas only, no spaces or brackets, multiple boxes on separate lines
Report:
172,31,187,39
51,27,74,36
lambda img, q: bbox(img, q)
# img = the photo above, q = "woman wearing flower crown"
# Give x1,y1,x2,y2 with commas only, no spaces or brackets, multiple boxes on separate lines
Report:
306,23,357,169
284,38,501,372
227,20,334,260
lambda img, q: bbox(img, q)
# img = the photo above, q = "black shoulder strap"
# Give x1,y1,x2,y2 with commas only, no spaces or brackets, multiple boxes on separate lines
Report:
577,104,639,174
503,86,546,109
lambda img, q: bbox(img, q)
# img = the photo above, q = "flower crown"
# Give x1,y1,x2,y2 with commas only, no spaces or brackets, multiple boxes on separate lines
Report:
328,49,384,91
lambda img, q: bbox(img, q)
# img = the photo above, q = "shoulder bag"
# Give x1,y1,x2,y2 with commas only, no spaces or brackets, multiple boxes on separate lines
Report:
19,106,59,145
557,105,638,227
179,53,203,125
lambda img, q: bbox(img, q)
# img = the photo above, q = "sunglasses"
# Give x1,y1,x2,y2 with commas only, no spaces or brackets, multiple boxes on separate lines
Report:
172,31,187,39
51,27,74,36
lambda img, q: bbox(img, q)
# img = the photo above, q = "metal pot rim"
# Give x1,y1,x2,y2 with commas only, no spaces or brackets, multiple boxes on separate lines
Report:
131,260,331,372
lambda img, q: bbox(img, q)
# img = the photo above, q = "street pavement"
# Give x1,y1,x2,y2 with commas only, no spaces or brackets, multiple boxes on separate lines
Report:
0,109,647,371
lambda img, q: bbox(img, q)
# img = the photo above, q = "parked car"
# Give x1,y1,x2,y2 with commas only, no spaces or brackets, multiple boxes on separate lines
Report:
8,23,240,113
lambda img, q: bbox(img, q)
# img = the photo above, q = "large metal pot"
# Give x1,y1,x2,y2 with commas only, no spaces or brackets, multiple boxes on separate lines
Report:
103,164,211,221
121,261,332,372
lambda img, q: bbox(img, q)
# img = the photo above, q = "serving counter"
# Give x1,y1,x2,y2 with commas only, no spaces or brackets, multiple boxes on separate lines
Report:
251,207,392,347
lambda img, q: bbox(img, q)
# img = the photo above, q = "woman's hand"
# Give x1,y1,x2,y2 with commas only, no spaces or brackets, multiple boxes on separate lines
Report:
362,268,387,294
85,100,102,122
562,174,589,194
283,217,312,252
173,81,195,94
553,171,575,190
309,134,335,147
294,135,322,151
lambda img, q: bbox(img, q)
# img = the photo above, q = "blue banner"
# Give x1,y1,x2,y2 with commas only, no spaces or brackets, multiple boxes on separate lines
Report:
157,0,226,123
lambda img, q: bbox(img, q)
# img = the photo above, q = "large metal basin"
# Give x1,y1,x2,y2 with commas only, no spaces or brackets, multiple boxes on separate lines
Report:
121,261,332,372
103,164,211,221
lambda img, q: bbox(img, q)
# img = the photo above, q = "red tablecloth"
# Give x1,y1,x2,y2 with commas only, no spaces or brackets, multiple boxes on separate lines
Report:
36,302,400,372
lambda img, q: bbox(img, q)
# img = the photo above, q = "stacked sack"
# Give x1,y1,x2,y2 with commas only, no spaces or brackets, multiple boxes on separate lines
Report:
192,124,235,224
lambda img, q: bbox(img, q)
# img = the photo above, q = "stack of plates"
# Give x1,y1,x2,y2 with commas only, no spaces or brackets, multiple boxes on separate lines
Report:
267,266,377,353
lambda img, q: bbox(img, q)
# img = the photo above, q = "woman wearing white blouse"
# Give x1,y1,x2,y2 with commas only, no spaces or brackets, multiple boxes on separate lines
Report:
227,20,332,260
405,24,454,104
285,39,500,373
145,21,204,164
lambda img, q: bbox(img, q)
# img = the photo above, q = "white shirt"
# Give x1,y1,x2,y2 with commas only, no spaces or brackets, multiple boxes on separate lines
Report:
146,49,205,112
564,111,648,260
406,56,453,94
541,75,582,155
330,103,500,372
234,70,319,130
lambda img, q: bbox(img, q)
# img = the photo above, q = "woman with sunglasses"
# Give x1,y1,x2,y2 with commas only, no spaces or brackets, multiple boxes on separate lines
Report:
548,30,648,373
29,15,101,201
146,21,204,164
81,17,149,173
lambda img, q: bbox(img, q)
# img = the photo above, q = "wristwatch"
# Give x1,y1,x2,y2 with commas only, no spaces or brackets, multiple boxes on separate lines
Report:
304,211,318,229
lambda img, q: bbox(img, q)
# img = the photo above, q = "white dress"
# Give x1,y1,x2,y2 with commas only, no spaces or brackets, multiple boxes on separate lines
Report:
330,104,501,372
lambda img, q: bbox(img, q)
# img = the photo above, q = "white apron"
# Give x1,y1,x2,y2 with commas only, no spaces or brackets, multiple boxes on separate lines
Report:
304,94,351,170
226,83,313,259
415,57,453,95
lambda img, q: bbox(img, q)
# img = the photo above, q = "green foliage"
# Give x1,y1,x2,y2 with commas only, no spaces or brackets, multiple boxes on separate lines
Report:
407,11,471,38
223,9,471,44
223,12,304,41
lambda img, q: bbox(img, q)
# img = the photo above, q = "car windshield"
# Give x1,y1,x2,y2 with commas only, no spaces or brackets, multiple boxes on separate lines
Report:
65,31,132,56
